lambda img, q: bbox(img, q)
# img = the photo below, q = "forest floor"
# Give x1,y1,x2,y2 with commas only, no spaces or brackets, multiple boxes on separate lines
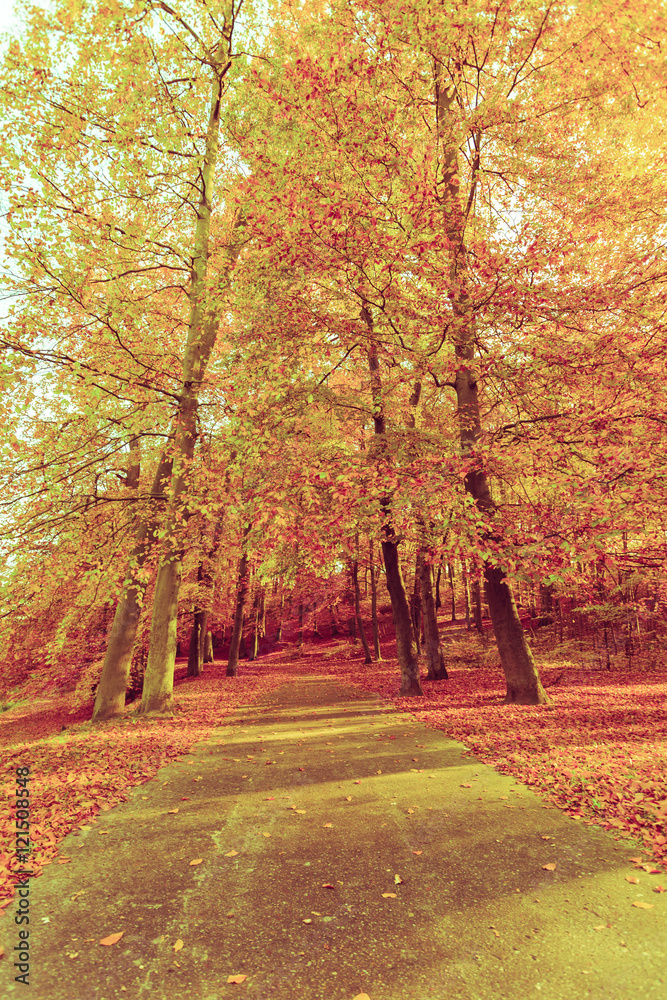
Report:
0,628,666,997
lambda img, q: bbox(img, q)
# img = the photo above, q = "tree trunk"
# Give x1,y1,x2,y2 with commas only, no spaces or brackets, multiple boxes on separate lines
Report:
369,537,382,660
204,630,214,663
138,38,240,715
382,536,423,695
352,558,372,664
92,451,171,721
363,302,422,696
418,550,448,680
435,64,549,705
138,553,183,714
435,560,442,610
227,541,250,677
447,562,456,622
411,555,422,653
187,608,208,677
472,576,483,634
298,601,305,647
275,591,284,641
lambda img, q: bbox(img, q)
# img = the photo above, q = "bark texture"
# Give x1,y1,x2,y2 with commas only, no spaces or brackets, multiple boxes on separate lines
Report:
227,545,249,677
92,452,171,721
352,558,373,664
418,550,448,680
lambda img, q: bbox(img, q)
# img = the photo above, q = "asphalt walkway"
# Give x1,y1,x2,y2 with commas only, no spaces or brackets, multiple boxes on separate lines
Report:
1,677,664,999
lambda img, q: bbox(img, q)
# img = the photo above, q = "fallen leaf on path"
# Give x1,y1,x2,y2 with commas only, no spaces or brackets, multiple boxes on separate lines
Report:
189,858,203,866
593,924,606,931
224,850,239,857
99,931,124,946
382,892,397,898
625,876,640,884
631,901,654,909
345,796,352,802
542,864,556,871
303,918,312,924
394,874,403,884
460,783,472,788
262,832,271,838
173,940,183,952
407,809,414,814
653,885,665,893
227,974,247,983
322,883,335,889
323,823,333,828
491,928,500,937
295,809,306,814
353,994,371,1000
629,856,643,864
541,835,551,840
167,808,179,814
412,850,423,855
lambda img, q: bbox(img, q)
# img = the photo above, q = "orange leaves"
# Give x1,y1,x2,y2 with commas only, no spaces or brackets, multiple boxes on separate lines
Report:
189,858,203,866
625,875,640,884
173,939,184,952
381,892,397,898
224,849,239,857
227,974,247,983
99,931,124,946
541,863,556,871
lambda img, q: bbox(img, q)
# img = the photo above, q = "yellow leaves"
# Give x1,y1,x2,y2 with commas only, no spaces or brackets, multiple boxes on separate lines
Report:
302,918,312,924
625,875,640,884
167,808,179,814
631,901,654,909
173,939,183,952
412,850,423,856
541,863,556,871
344,796,352,802
99,931,124,946
394,874,403,885
224,849,239,857
262,832,271,838
353,995,372,1000
227,974,247,983
323,822,333,828
189,858,203,866
381,892,397,898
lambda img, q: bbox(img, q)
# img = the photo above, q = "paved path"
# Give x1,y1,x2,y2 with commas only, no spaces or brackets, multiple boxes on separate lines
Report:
1,677,664,999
